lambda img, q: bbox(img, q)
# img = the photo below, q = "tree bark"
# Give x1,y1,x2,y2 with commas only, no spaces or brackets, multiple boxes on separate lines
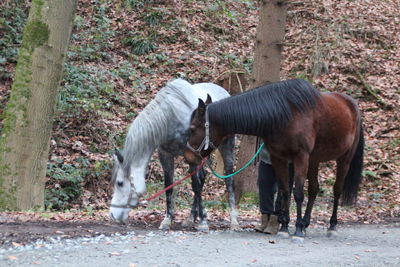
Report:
234,0,288,203
0,0,77,210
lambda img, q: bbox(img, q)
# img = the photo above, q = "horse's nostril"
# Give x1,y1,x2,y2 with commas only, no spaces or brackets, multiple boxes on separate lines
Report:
117,181,123,187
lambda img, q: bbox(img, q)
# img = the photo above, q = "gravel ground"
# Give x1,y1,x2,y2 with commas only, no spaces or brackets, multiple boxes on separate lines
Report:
1,222,399,267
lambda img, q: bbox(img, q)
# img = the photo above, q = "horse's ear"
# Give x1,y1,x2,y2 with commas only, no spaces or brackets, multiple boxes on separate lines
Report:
205,94,212,104
115,150,124,164
197,98,206,116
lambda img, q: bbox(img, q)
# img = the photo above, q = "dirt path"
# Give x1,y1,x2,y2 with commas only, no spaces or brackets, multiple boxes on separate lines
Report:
1,221,399,266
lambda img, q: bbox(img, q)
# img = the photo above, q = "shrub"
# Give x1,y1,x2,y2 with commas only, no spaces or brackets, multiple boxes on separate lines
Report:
45,161,86,210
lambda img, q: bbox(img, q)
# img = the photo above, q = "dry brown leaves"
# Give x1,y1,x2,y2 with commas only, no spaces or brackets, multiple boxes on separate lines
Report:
0,0,398,224
281,0,399,223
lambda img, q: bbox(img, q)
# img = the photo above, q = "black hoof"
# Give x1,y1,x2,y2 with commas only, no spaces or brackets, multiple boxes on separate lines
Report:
292,236,304,244
294,230,305,238
277,231,290,238
327,229,338,238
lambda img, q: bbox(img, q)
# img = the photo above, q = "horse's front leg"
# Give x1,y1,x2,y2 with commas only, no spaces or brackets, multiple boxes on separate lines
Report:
159,150,175,230
190,165,209,231
292,152,310,238
219,136,240,230
182,164,200,229
271,157,290,235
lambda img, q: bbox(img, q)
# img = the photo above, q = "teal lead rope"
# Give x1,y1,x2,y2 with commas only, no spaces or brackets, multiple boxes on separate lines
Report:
208,143,264,179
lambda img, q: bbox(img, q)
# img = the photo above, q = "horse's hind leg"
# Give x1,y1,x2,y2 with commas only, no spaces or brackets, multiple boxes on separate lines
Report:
158,150,175,230
302,163,319,230
328,158,350,237
218,136,240,230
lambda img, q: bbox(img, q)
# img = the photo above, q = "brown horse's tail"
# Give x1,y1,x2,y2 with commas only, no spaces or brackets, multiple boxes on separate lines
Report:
341,121,364,206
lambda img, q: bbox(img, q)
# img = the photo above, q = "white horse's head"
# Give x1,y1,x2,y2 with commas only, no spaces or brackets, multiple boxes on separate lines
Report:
109,151,146,223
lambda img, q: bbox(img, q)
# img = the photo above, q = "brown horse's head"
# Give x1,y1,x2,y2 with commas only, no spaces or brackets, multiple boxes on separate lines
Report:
185,94,221,164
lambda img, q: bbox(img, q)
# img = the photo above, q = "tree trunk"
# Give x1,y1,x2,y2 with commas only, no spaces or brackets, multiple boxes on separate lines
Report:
234,0,288,203
214,70,249,175
0,0,77,210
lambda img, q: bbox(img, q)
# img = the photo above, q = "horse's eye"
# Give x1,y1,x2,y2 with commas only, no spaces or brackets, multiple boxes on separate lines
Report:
117,181,123,187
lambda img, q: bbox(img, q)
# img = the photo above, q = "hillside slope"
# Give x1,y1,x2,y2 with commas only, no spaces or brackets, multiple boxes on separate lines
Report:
0,0,398,223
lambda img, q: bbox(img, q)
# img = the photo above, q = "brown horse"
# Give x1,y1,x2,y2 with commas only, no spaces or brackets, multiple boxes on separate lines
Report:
185,79,364,238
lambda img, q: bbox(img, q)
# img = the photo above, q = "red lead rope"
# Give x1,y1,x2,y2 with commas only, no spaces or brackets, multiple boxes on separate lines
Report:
145,157,208,202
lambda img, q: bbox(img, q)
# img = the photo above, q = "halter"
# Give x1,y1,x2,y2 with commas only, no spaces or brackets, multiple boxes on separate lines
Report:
109,178,138,209
186,107,217,155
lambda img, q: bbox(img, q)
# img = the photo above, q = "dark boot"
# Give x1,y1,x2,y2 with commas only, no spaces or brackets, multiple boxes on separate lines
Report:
264,214,279,234
255,214,269,232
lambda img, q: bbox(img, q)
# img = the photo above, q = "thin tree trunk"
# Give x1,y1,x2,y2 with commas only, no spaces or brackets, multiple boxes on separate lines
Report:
234,0,288,203
0,0,77,210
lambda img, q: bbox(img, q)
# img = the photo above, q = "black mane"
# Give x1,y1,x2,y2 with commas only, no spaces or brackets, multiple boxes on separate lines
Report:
208,79,321,138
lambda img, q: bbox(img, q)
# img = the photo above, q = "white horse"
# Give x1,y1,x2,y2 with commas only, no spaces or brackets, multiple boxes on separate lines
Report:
109,79,239,231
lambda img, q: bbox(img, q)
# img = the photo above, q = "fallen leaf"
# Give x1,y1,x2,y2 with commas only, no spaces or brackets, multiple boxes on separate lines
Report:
105,241,113,245
7,255,18,260
12,242,23,247
129,264,137,267
355,255,360,260
109,252,120,256
251,259,258,263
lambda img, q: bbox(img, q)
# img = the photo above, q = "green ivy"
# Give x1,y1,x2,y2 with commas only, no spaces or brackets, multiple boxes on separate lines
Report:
0,0,28,80
45,161,85,210
58,64,118,116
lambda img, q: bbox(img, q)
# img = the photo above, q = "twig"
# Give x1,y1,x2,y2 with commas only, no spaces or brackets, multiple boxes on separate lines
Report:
355,71,390,109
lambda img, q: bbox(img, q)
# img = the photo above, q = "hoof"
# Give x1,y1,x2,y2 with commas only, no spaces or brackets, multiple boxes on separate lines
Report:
292,236,305,244
294,231,305,238
159,217,172,231
277,231,290,238
327,229,338,238
196,221,209,232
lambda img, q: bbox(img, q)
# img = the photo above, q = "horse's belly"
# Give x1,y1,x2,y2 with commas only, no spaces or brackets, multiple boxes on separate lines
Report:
311,143,351,162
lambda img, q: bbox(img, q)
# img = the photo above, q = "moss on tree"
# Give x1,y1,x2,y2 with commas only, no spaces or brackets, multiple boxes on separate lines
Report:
0,0,48,210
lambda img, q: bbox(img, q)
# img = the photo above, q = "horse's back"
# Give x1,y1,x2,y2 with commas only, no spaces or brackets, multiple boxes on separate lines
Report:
192,82,230,103
311,92,360,161
166,79,229,109
319,92,360,129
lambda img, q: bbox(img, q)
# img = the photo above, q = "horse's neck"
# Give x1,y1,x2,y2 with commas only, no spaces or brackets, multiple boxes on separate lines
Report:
124,140,154,169
209,110,262,137
128,159,149,196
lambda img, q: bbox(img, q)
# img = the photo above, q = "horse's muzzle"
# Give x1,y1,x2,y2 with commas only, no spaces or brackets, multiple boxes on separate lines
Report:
184,149,201,165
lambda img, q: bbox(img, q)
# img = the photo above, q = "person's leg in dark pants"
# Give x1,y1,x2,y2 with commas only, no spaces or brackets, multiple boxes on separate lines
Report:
255,161,279,234
258,161,278,215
